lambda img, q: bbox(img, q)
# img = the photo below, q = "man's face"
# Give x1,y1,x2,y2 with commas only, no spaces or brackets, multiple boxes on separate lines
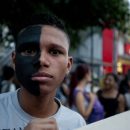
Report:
14,25,72,96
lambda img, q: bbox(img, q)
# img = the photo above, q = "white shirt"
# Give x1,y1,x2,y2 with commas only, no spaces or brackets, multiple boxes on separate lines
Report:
0,89,86,130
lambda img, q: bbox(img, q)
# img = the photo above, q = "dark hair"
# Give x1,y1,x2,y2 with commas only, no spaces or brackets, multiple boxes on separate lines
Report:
68,64,89,107
105,73,118,83
16,12,69,44
2,65,14,80
21,13,65,31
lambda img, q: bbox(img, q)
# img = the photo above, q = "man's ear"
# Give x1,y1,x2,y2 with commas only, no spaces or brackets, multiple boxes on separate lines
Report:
12,51,16,70
67,56,73,75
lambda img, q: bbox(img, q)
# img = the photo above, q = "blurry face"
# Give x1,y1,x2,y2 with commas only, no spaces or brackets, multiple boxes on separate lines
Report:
13,25,72,96
104,75,116,89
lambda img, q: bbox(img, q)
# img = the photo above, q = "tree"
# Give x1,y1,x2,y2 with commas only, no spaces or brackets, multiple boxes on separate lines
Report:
0,0,129,48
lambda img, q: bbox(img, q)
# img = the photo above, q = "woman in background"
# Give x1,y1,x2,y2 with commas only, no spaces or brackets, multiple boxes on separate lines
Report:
68,64,104,124
97,73,125,118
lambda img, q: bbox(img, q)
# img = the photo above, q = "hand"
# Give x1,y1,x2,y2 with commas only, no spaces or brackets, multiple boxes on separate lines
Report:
24,117,59,130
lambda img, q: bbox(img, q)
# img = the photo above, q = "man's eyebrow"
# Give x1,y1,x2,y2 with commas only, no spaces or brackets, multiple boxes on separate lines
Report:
17,42,40,50
19,42,39,46
48,43,66,50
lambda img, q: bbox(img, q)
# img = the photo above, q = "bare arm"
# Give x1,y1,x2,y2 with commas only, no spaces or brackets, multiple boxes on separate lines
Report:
75,92,95,119
117,94,125,113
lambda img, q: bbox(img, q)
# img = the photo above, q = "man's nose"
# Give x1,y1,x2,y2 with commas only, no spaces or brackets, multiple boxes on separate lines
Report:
39,51,50,67
33,51,50,68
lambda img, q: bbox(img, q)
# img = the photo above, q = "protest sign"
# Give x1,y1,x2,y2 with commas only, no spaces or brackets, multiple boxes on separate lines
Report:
75,111,130,130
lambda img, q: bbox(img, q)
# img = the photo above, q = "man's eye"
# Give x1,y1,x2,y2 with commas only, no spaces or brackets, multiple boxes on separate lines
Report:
50,49,62,56
21,49,36,56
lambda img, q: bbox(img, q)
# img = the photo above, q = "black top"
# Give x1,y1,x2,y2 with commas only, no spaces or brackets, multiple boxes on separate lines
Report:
97,90,120,118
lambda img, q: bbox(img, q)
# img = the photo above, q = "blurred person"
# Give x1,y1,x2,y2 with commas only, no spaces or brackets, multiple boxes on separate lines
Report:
0,13,86,130
120,75,130,110
84,70,92,93
0,72,3,93
56,76,70,106
117,72,125,86
84,71,100,93
68,64,104,124
60,76,70,98
119,74,130,95
119,73,130,110
0,65,16,93
97,73,125,118
124,91,130,110
12,75,21,89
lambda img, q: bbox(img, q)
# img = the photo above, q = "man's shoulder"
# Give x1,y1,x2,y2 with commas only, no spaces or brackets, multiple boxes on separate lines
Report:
56,105,86,129
0,92,14,117
0,91,15,104
0,91,11,98
60,105,81,116
60,105,86,122
55,98,85,122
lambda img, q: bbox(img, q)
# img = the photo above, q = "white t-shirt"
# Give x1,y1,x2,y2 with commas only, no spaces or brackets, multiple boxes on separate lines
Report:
0,90,86,130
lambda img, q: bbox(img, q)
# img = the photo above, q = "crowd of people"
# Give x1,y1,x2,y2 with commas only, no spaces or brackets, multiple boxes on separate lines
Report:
56,63,130,124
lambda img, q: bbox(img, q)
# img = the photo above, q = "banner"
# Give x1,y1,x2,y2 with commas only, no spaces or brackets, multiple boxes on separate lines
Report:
75,111,130,130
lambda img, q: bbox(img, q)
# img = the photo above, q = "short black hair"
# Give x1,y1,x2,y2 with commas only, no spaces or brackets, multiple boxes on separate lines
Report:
16,12,70,44
21,12,65,32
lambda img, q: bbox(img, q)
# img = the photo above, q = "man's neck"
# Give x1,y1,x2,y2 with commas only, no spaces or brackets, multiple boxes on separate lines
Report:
18,88,59,118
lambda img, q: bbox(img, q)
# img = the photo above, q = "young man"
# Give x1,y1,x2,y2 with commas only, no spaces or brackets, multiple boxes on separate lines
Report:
0,13,86,130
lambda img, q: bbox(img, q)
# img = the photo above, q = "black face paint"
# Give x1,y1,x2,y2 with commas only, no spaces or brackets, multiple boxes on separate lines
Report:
15,25,42,96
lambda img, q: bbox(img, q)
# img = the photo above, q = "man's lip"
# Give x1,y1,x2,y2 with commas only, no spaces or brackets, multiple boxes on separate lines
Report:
32,72,53,78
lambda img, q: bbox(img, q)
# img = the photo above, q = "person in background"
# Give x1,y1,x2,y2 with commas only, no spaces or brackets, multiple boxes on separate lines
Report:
68,64,104,124
118,72,130,110
124,89,130,110
0,13,86,130
97,73,125,118
0,65,16,93
56,76,70,106
117,72,125,87
119,73,130,95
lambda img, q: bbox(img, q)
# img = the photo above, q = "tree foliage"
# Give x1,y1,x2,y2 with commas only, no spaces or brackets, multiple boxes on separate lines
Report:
0,0,129,48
